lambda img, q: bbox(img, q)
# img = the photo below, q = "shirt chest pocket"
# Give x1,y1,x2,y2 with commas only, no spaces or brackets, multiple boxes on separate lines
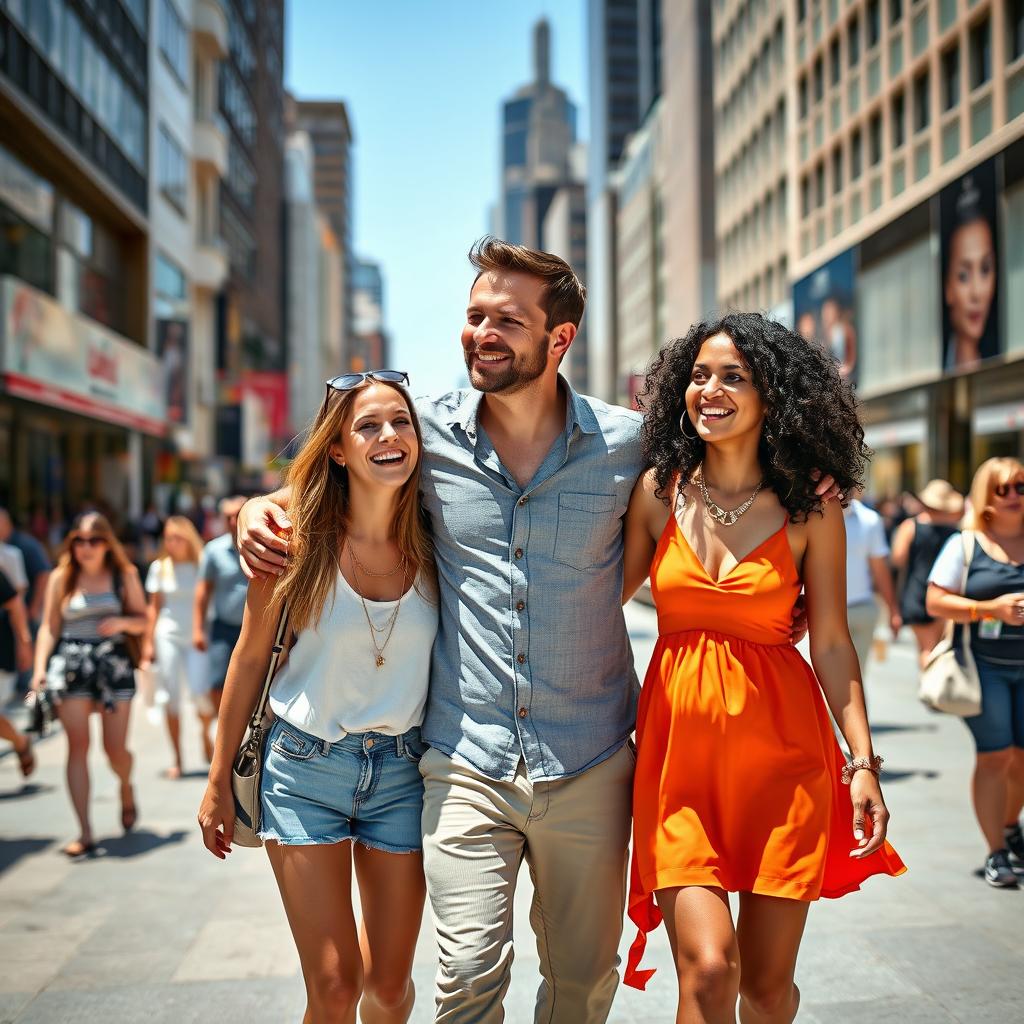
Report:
553,492,618,571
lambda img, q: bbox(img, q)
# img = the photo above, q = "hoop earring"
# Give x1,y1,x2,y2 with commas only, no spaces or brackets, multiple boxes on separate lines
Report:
679,412,699,440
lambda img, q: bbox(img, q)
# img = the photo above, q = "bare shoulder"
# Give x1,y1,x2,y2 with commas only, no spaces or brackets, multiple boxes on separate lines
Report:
805,498,845,542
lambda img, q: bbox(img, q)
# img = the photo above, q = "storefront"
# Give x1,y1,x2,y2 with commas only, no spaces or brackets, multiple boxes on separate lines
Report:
0,275,166,539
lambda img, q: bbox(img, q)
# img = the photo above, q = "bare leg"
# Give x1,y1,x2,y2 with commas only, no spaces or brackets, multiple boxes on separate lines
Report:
56,698,94,848
973,749,1014,852
655,885,739,1024
736,893,809,1024
164,711,183,778
910,622,945,669
353,844,425,1023
100,702,136,831
1004,748,1024,829
0,714,31,759
266,840,362,1024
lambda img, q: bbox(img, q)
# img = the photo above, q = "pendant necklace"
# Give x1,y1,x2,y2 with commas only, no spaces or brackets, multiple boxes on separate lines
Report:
695,466,763,527
349,545,408,668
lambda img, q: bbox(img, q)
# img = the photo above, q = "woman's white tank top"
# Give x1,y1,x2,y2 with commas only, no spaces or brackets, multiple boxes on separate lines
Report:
268,569,438,742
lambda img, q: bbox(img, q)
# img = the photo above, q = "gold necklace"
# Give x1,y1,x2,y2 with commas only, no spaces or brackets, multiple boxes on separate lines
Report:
347,540,406,578
350,547,407,668
696,466,763,526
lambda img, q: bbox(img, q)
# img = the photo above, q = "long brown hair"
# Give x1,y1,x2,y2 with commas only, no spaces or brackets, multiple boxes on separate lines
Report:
273,381,434,634
57,512,137,604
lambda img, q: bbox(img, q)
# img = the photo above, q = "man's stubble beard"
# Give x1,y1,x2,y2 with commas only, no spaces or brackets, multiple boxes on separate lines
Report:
466,334,549,395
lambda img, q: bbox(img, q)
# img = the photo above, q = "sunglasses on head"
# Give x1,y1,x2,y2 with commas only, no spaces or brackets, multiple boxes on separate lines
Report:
72,536,106,548
318,370,410,420
994,481,1024,498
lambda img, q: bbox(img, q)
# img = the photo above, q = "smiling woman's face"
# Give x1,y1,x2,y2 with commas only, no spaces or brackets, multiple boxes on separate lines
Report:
331,383,419,491
684,333,767,445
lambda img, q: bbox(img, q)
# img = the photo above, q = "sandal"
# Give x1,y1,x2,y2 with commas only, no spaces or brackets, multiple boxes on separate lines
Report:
62,839,96,858
15,739,35,778
120,784,138,833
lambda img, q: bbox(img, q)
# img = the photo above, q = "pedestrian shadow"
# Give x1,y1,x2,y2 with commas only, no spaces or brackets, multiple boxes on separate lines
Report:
880,768,941,784
89,829,189,860
869,722,940,735
0,782,56,801
0,836,56,875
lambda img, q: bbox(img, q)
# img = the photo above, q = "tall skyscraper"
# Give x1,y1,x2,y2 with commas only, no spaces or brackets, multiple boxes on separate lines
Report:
290,99,355,372
499,19,579,247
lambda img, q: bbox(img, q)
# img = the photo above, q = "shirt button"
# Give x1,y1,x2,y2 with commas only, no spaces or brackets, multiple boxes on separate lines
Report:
514,547,523,559
516,600,525,611
517,653,525,664
518,496,529,506
518,706,528,718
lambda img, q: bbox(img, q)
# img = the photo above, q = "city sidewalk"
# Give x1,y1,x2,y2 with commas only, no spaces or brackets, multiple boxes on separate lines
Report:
0,603,1021,1023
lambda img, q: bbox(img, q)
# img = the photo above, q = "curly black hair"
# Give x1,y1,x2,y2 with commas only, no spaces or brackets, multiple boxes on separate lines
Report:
637,311,869,521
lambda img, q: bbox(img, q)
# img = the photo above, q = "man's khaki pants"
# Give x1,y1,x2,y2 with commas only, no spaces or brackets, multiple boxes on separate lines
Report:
419,744,634,1024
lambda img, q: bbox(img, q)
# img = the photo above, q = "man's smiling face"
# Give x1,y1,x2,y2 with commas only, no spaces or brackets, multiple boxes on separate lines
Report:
461,271,551,395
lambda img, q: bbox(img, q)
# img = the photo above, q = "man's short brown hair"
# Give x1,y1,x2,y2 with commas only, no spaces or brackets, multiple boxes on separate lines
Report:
469,236,586,331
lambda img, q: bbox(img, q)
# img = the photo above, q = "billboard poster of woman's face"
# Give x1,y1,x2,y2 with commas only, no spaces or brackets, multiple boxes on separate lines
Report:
940,159,999,372
793,247,858,388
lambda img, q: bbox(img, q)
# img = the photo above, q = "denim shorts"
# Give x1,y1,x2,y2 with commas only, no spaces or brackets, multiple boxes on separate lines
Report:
259,718,426,853
964,657,1024,753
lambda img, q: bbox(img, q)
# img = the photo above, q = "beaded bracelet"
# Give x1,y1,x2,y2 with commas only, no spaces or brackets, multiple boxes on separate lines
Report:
840,755,884,785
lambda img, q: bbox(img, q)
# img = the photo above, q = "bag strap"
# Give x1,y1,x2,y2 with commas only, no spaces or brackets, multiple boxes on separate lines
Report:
957,531,976,656
248,600,290,732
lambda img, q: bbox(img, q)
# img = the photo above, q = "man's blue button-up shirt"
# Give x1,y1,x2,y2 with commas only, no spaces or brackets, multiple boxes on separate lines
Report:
416,382,645,783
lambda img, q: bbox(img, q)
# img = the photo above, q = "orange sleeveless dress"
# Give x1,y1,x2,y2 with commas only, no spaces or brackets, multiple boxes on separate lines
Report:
625,515,906,990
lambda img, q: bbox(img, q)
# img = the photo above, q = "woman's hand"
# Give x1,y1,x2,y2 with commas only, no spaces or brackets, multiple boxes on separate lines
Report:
985,592,1024,626
193,627,208,652
198,779,236,859
29,673,46,694
141,641,156,667
237,498,291,580
849,770,890,858
96,616,126,637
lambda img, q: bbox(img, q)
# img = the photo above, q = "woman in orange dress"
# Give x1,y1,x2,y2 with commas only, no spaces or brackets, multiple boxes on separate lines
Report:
622,312,905,1023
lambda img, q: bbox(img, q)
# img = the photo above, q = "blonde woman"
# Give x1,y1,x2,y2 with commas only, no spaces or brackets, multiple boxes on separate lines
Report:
927,458,1024,888
198,371,437,1024
32,512,148,856
142,516,210,778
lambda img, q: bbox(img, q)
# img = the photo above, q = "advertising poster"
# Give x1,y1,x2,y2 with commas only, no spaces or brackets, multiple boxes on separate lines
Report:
793,247,858,387
939,158,999,372
157,318,189,425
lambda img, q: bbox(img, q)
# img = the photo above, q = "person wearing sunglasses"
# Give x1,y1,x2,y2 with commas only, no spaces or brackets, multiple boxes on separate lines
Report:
199,373,437,1023
31,512,148,856
927,457,1024,888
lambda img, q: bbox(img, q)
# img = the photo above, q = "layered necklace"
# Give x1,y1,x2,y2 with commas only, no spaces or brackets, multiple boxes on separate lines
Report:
695,466,763,526
348,542,408,669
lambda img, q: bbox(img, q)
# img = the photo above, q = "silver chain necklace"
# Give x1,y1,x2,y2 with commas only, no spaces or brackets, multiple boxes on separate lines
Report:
347,540,406,578
695,466,764,526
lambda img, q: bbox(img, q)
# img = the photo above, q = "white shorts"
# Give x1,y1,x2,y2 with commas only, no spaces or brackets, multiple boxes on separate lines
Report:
153,628,211,715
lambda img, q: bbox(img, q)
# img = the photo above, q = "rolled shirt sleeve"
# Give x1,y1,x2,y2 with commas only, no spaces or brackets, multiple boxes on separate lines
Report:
927,533,966,594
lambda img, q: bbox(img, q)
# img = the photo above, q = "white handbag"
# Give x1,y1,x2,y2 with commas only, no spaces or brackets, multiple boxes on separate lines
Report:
918,531,981,717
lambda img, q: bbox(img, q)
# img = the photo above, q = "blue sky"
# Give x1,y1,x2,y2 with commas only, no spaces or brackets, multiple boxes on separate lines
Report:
285,0,588,396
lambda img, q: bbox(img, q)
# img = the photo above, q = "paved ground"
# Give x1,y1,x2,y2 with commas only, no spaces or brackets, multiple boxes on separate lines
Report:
1,601,1022,1023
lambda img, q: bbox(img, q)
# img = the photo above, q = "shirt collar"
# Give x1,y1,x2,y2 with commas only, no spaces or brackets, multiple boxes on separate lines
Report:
447,376,600,440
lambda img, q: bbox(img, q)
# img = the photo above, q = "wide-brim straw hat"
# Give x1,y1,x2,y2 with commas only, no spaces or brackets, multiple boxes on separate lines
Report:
916,479,964,515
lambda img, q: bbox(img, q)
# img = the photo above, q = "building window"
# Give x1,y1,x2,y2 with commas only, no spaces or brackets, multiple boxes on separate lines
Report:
155,252,187,319
801,175,812,216
867,0,881,49
159,0,189,84
815,162,825,208
813,57,824,103
913,71,930,132
892,89,906,148
57,201,124,333
797,0,807,24
830,38,841,86
869,112,883,164
851,127,863,179
158,124,188,213
849,14,861,66
943,45,960,110
832,146,843,193
799,74,809,118
970,18,991,89
1012,0,1024,62
889,0,902,25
